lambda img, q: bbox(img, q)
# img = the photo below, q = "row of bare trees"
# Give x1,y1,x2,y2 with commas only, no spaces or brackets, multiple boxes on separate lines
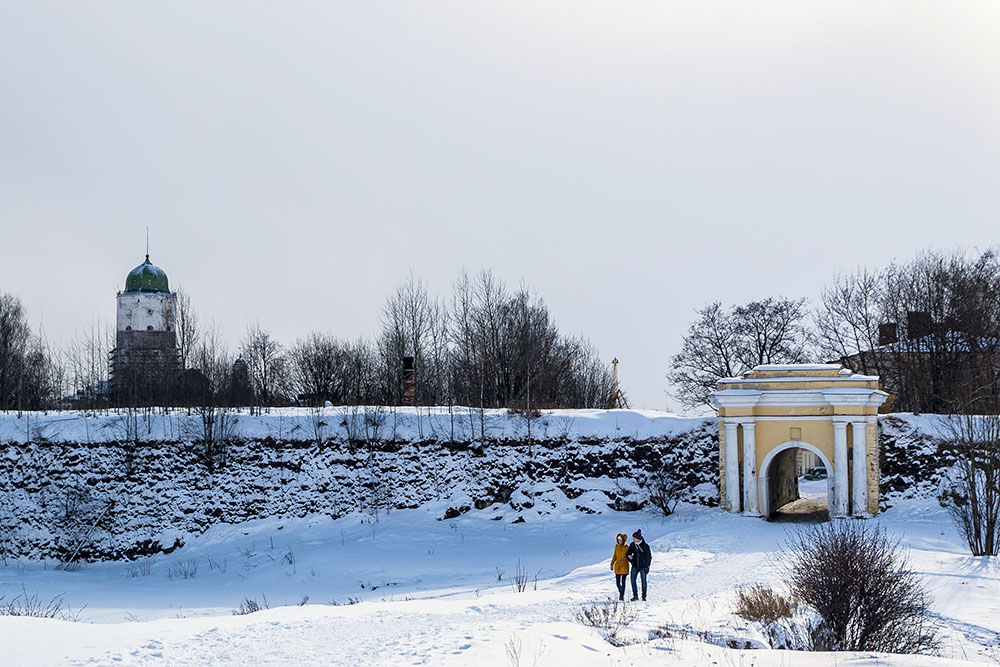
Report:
235,269,614,410
379,270,612,410
671,248,1000,415
2,268,614,411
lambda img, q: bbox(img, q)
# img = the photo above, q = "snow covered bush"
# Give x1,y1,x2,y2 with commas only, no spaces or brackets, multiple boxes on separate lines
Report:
644,466,685,516
732,584,816,650
785,521,938,654
232,595,269,615
504,633,545,667
733,584,795,625
509,558,539,593
574,597,639,646
166,558,199,580
0,586,81,621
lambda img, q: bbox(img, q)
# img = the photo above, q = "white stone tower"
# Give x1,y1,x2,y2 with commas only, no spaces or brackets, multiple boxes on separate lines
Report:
110,254,181,404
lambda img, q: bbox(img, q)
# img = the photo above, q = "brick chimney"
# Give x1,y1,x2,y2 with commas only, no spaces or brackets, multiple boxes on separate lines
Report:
878,323,898,346
906,311,932,340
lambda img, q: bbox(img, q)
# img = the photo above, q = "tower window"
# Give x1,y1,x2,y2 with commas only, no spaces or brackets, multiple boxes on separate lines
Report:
125,326,132,331
147,325,153,331
147,309,153,315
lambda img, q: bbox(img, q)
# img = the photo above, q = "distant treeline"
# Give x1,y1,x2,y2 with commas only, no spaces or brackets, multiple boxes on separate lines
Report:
0,269,614,412
670,248,1000,414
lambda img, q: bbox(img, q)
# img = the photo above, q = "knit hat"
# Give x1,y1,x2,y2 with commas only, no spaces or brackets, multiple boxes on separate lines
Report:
632,529,642,540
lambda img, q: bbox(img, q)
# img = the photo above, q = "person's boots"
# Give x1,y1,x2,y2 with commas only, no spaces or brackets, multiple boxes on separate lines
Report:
630,595,639,601
642,596,646,601
619,593,624,601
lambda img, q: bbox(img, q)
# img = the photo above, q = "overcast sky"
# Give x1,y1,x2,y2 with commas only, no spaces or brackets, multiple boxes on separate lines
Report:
1,2,999,410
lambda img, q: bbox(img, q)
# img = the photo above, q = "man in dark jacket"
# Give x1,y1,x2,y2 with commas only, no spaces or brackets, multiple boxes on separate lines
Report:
626,529,652,601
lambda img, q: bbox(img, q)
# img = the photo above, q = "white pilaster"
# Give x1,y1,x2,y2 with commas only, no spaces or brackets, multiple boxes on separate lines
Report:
724,420,741,513
852,421,869,517
832,420,849,518
742,421,760,516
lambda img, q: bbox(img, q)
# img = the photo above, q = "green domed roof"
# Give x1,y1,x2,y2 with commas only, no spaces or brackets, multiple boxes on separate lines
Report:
124,255,170,293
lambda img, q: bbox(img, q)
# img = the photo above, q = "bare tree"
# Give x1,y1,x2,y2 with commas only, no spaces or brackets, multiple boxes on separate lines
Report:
444,270,608,410
0,292,32,410
241,322,286,408
290,332,339,404
288,333,381,405
814,268,885,376
732,297,810,369
0,292,59,411
670,298,811,411
175,287,199,371
941,402,1000,556
378,273,449,405
187,325,238,469
668,302,745,411
559,336,614,408
65,315,114,408
449,269,484,409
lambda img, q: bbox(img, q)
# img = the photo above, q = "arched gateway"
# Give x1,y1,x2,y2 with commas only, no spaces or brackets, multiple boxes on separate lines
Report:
709,365,889,519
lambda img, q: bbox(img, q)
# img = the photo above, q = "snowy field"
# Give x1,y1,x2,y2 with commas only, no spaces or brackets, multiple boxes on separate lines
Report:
0,407,708,444
2,491,999,665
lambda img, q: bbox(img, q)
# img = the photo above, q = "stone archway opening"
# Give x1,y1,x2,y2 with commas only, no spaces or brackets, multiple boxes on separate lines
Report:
758,441,834,522
764,446,831,523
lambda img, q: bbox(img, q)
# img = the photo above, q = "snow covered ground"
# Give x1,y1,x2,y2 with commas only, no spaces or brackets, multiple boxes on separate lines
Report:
3,492,999,665
0,407,707,444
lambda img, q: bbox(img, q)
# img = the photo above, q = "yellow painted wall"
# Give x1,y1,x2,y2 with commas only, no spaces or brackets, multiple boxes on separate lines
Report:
752,420,835,469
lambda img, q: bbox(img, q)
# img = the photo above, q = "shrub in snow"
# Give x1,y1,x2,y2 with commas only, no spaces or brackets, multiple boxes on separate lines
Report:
574,597,639,647
510,558,539,593
328,597,360,606
643,466,685,517
504,633,545,667
0,585,81,621
504,634,523,667
166,558,199,580
733,584,795,625
732,584,819,650
232,595,269,615
126,560,153,578
785,521,938,654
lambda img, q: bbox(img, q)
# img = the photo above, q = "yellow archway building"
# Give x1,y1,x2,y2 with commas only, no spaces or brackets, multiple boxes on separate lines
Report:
710,365,889,518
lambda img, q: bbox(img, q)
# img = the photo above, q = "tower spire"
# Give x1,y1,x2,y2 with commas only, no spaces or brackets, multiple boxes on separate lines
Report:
607,358,630,409
145,227,150,261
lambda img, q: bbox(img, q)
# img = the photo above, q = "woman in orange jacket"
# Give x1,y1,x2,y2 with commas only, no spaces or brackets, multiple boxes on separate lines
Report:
610,532,630,600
